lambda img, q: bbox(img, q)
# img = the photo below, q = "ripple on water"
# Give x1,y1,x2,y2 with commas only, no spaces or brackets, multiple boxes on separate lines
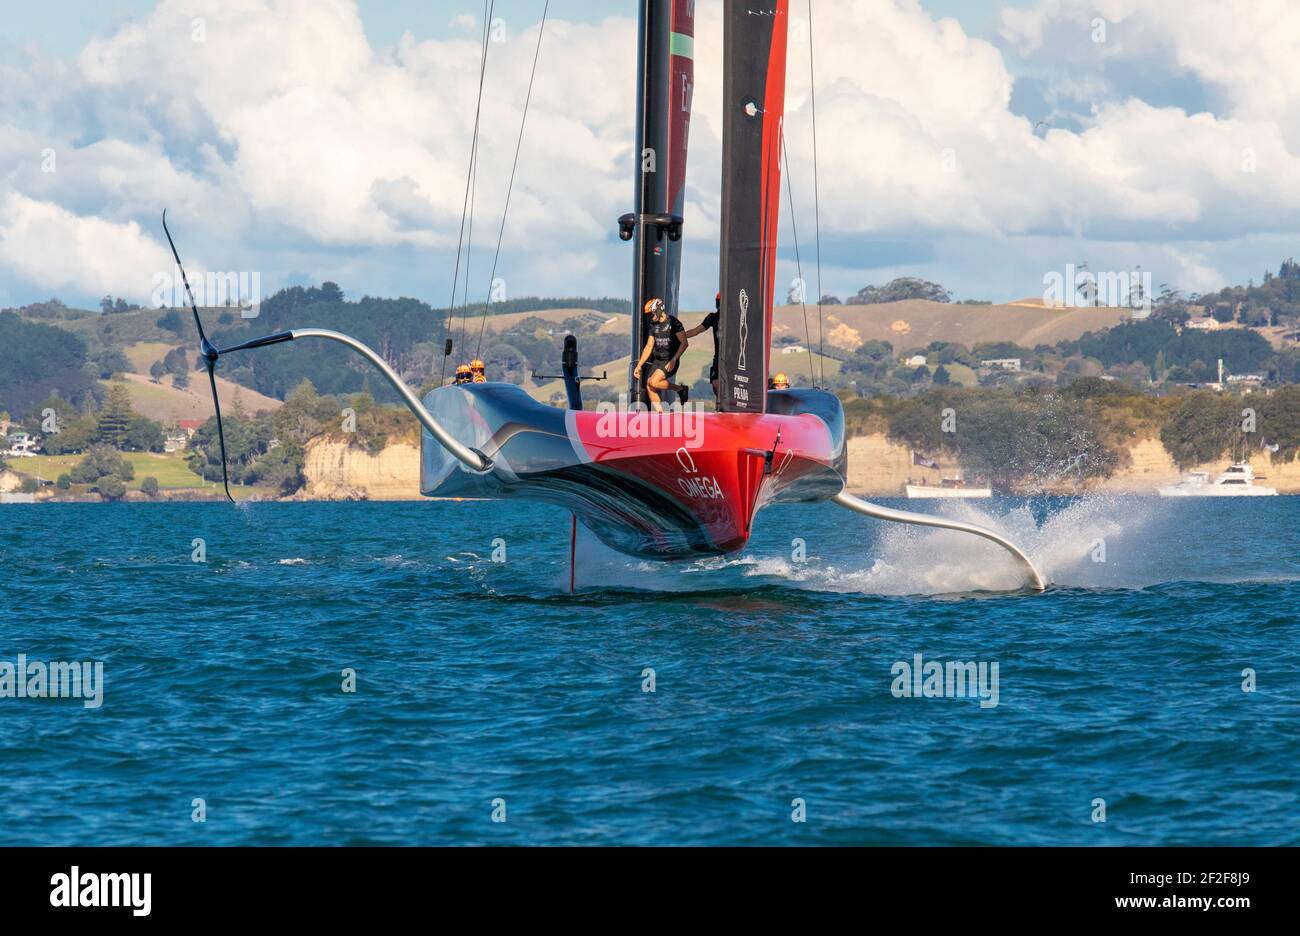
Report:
0,497,1296,844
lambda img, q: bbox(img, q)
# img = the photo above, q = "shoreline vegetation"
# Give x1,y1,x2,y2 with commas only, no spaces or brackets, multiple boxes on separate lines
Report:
5,273,1300,502
9,410,1300,502
9,374,1300,501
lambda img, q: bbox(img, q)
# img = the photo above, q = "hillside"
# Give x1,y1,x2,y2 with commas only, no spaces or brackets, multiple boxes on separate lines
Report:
107,373,281,423
569,298,1130,356
519,299,1128,396
7,286,1284,421
466,307,624,336
767,299,1131,354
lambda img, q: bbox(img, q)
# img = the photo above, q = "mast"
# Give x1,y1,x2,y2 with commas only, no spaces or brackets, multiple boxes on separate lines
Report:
717,0,789,413
624,0,695,400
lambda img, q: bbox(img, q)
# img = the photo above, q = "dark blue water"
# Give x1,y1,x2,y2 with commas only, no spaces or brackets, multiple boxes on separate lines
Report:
2,496,1296,845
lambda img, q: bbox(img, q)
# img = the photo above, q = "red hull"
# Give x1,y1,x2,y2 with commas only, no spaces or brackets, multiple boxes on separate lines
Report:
421,385,846,560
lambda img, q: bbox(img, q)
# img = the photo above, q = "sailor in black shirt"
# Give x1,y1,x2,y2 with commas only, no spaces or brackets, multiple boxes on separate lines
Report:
634,297,690,412
681,290,721,400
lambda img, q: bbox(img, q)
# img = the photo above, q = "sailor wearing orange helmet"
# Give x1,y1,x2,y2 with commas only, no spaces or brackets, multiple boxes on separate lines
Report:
634,297,690,412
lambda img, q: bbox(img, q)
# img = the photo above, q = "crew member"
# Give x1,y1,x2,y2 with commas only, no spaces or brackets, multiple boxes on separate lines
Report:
634,297,690,412
470,358,487,383
770,372,790,390
454,363,473,385
681,291,721,400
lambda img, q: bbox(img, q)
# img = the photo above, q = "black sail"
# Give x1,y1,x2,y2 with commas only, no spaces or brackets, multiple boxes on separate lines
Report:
717,0,789,413
629,0,696,400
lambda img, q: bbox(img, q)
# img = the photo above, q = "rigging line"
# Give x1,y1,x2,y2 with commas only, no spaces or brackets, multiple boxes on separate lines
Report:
440,0,493,381
456,132,481,357
780,131,817,388
457,0,496,365
439,0,494,385
807,0,825,387
475,0,549,362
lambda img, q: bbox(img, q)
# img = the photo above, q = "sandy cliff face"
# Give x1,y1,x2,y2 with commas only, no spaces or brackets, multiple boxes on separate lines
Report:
299,439,420,500
302,432,934,499
1091,437,1300,493
846,434,960,493
296,433,1300,500
845,433,1300,495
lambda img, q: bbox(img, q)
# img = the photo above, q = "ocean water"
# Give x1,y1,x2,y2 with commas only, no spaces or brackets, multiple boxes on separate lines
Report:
1,495,1296,845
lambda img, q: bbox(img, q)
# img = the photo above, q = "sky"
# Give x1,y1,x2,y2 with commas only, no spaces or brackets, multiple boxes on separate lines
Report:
3,0,1300,313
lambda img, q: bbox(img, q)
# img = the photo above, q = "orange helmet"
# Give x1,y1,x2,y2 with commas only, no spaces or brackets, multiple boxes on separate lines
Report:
643,297,665,316
771,372,790,389
470,358,485,372
454,363,473,384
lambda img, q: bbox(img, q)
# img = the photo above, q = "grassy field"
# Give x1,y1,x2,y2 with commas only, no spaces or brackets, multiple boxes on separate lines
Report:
17,452,271,499
930,361,978,386
123,341,177,373
770,299,1132,354
22,452,200,488
103,373,281,424
558,300,1133,358
772,348,842,382
57,306,195,346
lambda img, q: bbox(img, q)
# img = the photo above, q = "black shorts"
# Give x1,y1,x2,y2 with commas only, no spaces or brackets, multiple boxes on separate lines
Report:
650,360,676,377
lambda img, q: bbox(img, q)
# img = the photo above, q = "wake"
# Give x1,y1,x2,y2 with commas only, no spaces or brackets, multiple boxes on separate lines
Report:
755,496,1139,595
568,495,1162,596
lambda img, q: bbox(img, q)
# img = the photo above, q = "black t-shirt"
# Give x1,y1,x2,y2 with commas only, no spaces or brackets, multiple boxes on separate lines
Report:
701,310,719,361
647,315,684,362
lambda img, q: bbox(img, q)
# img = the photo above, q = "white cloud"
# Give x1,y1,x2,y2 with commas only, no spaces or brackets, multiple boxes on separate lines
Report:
773,0,1300,243
0,192,174,299
1001,0,1300,146
3,0,1300,309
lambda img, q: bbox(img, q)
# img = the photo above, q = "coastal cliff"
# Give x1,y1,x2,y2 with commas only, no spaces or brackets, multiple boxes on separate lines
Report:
293,433,1300,500
847,433,1300,495
297,434,933,501
1089,437,1300,494
298,438,420,500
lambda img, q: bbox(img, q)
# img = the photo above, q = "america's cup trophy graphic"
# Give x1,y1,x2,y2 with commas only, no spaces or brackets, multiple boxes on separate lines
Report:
736,288,749,371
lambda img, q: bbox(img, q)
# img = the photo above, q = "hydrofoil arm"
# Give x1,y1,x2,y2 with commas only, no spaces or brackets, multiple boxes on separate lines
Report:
162,211,491,502
215,327,491,473
833,491,1046,592
287,329,490,472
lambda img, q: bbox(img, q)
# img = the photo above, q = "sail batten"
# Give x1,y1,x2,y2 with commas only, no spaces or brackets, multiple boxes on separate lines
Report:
718,0,789,413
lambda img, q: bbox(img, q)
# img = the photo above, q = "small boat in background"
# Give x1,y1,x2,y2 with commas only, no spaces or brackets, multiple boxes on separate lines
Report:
1158,462,1278,497
906,472,992,499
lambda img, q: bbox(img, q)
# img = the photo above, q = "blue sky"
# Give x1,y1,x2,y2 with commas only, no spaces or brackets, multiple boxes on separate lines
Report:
8,1,622,58
2,0,1297,312
13,1,1035,57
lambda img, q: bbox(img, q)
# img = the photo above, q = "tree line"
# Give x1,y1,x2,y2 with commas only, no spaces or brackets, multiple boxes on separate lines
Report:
843,381,1300,492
